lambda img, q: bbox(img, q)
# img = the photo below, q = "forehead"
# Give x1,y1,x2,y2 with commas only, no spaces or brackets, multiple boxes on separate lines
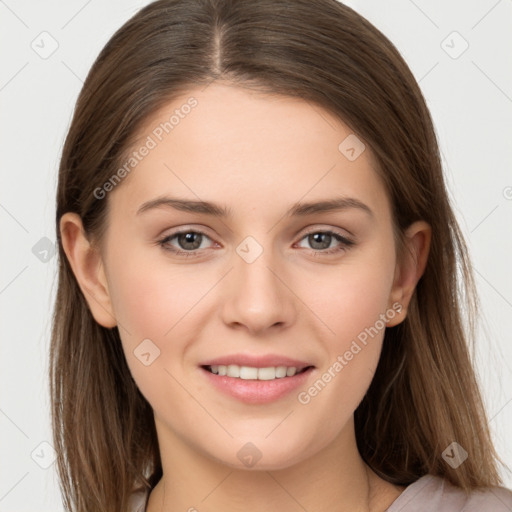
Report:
109,82,391,222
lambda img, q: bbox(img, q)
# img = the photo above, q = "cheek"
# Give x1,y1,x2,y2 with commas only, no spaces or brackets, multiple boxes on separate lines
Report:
295,242,395,408
303,249,395,346
104,243,208,381
106,254,201,406
107,243,207,338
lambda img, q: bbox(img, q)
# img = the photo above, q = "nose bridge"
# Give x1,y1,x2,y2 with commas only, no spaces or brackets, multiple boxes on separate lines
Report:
221,233,294,333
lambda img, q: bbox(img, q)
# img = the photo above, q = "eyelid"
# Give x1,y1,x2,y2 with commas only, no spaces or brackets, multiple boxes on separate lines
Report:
156,223,213,238
298,224,354,239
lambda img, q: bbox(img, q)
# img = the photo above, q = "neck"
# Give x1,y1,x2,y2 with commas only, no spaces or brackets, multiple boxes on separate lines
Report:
146,418,404,512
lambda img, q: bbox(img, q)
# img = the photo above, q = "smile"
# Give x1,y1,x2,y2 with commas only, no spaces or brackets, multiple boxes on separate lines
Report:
200,364,315,404
204,364,312,380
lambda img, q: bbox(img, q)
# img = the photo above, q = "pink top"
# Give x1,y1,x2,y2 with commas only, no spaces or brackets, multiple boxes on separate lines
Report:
385,474,512,511
129,474,512,511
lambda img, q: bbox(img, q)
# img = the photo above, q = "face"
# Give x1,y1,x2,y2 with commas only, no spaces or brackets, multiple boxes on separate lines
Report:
94,82,405,470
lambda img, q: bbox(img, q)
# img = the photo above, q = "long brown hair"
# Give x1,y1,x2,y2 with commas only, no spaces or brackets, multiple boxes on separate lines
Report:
50,0,504,510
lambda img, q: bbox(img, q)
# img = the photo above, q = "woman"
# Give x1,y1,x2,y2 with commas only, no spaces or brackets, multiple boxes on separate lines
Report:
51,0,512,510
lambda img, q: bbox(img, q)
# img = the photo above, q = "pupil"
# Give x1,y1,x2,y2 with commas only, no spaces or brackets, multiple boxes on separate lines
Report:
180,232,201,250
311,233,331,249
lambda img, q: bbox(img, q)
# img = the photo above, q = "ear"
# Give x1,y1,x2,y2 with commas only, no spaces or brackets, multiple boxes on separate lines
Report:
59,212,117,328
386,220,431,327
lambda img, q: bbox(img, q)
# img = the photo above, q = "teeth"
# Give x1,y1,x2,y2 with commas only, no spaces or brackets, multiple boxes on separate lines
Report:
208,364,301,380
275,366,287,378
286,367,296,377
227,364,240,378
240,366,258,379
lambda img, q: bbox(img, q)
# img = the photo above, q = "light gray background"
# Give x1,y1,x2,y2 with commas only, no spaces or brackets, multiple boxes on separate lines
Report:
1,0,511,510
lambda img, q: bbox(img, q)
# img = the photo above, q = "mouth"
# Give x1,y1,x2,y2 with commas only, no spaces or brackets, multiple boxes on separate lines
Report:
201,364,314,381
199,361,316,404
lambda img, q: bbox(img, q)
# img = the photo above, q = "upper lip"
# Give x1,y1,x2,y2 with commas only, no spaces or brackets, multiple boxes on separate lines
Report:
200,354,314,372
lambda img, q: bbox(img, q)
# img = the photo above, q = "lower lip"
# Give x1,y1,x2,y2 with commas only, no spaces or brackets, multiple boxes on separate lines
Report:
200,366,315,404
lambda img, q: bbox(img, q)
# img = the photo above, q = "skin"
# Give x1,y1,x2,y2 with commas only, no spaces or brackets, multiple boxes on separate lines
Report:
61,82,431,512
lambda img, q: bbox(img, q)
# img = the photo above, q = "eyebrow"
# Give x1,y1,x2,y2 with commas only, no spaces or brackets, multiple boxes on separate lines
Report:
136,195,374,219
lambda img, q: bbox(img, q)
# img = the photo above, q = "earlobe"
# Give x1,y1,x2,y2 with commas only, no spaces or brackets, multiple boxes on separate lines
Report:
59,213,117,328
386,220,431,327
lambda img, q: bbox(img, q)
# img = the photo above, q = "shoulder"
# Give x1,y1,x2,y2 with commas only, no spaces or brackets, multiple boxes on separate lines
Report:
386,474,512,512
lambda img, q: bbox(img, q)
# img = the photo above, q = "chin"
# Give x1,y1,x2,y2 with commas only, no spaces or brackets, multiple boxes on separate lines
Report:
201,433,319,472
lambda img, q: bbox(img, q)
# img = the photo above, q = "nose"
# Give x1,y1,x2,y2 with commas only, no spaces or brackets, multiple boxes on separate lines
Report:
221,243,296,335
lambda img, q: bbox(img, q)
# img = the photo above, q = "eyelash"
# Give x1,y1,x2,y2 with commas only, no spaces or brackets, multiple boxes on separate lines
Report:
157,228,355,258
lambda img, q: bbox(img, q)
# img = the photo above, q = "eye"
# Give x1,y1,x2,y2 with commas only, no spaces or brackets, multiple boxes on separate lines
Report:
157,228,355,258
158,229,214,257
296,230,355,255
